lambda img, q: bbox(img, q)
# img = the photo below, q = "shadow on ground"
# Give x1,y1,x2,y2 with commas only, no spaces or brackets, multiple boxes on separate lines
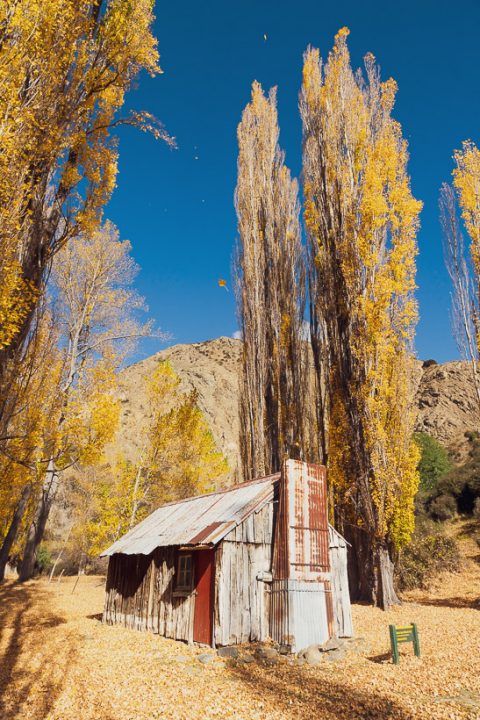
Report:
367,652,392,664
230,660,412,719
412,596,479,610
0,581,76,720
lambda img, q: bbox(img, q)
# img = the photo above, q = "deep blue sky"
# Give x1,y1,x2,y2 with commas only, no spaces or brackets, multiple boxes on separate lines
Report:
107,0,480,363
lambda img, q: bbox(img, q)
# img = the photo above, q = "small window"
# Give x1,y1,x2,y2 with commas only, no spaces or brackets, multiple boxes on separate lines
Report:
176,553,193,591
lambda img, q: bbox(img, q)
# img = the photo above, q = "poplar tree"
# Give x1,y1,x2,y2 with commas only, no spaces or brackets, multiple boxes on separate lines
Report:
0,0,171,395
16,223,155,580
300,29,422,608
235,82,307,480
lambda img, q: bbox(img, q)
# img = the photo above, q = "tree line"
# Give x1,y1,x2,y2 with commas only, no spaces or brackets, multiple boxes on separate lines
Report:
235,28,480,608
0,1,227,581
1,9,479,609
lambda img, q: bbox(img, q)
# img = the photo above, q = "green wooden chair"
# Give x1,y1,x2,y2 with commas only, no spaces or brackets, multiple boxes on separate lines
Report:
389,623,420,664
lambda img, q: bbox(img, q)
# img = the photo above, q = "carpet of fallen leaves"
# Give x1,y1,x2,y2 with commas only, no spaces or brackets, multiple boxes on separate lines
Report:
0,521,479,720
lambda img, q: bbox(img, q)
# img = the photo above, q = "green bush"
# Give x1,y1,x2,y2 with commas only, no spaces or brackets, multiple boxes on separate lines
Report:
35,545,53,574
413,433,452,517
414,431,480,519
429,494,457,521
396,519,460,591
414,432,452,494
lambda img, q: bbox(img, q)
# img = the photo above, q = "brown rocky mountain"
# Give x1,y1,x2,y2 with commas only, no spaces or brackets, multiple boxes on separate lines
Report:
110,337,243,482
414,359,479,460
110,337,480,481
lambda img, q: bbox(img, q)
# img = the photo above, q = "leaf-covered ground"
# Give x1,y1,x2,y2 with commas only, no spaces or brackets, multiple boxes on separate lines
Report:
0,523,478,720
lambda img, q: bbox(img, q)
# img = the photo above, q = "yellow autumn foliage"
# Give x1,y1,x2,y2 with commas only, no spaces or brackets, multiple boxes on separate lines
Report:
0,260,37,350
0,306,64,544
453,142,480,254
0,221,150,572
0,0,166,360
301,29,421,551
71,361,229,558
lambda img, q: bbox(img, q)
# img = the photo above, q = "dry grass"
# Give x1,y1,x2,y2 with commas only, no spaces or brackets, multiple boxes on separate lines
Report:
0,523,479,720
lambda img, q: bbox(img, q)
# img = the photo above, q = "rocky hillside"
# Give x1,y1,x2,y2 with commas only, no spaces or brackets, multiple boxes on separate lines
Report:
414,359,479,460
110,337,243,481
110,337,480,481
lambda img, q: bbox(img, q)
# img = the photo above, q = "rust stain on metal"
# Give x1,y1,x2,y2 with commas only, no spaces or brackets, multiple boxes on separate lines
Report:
101,474,277,557
279,459,331,582
188,522,223,545
324,580,335,637
271,459,334,647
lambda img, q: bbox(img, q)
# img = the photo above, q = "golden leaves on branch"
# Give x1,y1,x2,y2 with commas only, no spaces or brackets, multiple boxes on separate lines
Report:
300,29,422,553
72,360,229,558
0,0,166,360
452,142,480,279
0,260,37,351
0,221,156,563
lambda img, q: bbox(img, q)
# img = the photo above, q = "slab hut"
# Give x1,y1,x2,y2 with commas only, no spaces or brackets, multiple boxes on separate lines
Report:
101,459,353,651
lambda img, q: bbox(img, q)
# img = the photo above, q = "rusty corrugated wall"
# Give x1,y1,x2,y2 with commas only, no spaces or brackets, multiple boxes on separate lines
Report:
271,459,335,651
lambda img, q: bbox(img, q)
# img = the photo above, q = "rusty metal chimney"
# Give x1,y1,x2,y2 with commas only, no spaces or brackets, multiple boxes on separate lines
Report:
271,459,334,651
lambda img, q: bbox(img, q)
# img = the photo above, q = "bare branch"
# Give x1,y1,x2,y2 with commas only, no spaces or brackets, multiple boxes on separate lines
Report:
440,182,480,408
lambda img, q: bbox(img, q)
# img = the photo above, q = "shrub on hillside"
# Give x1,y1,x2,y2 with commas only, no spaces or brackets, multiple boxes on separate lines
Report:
474,497,480,521
429,494,457,521
396,520,460,591
414,432,452,494
437,432,480,515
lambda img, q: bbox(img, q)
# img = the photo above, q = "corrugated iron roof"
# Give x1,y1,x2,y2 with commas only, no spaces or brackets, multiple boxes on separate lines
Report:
101,469,349,558
100,473,280,557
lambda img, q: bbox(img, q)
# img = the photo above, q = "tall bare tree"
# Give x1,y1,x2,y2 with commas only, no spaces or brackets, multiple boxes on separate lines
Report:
441,142,480,413
235,82,308,480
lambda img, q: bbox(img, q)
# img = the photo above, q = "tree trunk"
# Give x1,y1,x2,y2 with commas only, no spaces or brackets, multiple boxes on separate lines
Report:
345,526,400,610
48,526,72,582
0,484,32,581
129,465,144,529
19,460,59,582
375,543,400,610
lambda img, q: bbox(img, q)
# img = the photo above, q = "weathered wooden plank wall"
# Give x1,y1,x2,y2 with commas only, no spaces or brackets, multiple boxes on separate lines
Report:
329,533,353,638
103,548,195,643
102,483,352,648
214,502,273,646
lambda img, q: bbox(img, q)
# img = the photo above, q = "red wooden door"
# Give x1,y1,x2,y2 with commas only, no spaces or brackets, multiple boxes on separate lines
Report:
193,549,214,645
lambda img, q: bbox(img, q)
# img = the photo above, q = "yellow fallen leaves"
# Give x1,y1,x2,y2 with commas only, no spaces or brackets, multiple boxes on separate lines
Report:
0,525,478,720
